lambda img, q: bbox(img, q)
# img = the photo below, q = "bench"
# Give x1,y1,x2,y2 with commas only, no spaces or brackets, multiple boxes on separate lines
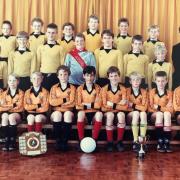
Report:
15,123,180,145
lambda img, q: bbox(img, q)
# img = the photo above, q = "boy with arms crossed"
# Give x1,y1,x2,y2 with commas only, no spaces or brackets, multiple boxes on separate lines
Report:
76,66,103,150
24,72,49,132
126,72,148,152
149,71,173,153
101,66,128,152
49,65,76,151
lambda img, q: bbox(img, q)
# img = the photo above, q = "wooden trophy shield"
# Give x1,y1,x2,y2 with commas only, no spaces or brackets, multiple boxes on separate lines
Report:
19,132,47,156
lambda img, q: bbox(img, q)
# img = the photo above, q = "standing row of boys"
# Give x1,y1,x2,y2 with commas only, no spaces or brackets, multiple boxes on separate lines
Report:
0,15,179,153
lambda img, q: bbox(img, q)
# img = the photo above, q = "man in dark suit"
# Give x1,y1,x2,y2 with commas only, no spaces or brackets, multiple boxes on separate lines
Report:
172,27,180,89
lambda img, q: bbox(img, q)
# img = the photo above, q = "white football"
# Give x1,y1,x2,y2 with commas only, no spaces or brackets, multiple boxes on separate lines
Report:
80,137,96,153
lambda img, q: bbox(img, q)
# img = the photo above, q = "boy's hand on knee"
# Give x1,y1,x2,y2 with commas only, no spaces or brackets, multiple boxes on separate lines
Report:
154,104,158,110
118,99,127,105
107,101,113,107
166,102,172,108
26,98,32,104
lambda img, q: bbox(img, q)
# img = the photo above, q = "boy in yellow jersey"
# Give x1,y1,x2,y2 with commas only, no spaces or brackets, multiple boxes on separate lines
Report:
83,14,101,52
29,17,46,53
58,22,75,54
0,20,16,63
143,25,163,63
0,21,16,88
148,43,172,90
95,29,123,87
114,18,132,56
8,31,37,91
124,35,149,88
37,23,65,90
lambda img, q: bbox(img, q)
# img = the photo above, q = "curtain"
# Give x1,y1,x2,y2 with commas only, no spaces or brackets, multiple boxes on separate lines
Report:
0,0,179,61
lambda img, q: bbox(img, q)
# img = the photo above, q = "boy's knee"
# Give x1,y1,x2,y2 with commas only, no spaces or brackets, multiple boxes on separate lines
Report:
64,111,73,123
51,111,62,122
94,111,103,121
2,113,9,120
35,115,43,123
117,112,125,120
77,111,85,121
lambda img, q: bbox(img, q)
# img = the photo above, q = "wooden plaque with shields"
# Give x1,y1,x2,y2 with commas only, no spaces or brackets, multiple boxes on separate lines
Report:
19,132,47,156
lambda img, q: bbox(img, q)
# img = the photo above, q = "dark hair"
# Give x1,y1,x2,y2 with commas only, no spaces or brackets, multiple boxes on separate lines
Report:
118,17,129,26
31,17,44,26
75,33,85,41
83,66,96,75
47,23,58,30
132,35,143,43
107,66,120,76
101,29,114,38
155,71,167,78
2,20,12,29
62,22,75,31
88,14,99,23
57,65,71,76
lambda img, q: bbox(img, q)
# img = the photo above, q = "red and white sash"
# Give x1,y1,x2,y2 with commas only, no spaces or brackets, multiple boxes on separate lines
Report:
69,48,87,69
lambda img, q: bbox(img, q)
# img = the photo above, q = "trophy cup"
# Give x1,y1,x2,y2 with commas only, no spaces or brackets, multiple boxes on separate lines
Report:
137,136,146,159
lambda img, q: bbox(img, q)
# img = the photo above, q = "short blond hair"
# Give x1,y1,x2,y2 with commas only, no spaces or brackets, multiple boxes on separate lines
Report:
30,72,43,79
129,72,143,81
8,73,20,81
148,25,160,32
31,17,44,26
155,43,166,54
88,14,99,23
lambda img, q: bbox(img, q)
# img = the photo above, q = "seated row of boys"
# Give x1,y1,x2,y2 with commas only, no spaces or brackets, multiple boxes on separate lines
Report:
0,16,172,93
1,65,180,154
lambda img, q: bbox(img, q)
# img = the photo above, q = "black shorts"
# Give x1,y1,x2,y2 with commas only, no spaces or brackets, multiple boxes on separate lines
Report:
42,73,59,91
175,111,180,119
19,77,31,91
0,57,8,63
85,112,96,125
0,79,3,89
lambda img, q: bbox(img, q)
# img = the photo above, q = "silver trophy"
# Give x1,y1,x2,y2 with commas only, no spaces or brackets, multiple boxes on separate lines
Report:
137,136,146,159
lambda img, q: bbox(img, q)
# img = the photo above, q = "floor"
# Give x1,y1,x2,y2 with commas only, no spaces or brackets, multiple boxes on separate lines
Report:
0,145,180,180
